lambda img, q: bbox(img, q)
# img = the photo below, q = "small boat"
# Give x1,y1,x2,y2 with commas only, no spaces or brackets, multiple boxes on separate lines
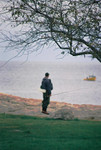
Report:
84,75,96,81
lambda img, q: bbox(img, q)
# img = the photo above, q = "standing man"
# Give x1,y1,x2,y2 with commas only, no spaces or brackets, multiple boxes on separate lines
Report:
41,72,53,115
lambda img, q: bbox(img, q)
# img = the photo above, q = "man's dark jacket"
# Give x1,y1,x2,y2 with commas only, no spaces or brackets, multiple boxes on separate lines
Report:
41,78,53,95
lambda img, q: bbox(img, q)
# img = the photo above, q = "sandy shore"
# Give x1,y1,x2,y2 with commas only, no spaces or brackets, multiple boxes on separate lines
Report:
0,93,101,121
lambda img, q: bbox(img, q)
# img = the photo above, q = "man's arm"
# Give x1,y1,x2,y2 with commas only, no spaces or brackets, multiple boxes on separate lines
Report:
45,80,51,95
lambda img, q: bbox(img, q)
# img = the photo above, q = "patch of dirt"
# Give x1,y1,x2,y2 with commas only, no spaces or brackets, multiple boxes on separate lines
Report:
0,93,101,121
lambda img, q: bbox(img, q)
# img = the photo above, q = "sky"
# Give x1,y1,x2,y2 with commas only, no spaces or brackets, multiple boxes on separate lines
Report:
0,30,99,64
0,0,100,65
0,21,99,64
0,43,99,64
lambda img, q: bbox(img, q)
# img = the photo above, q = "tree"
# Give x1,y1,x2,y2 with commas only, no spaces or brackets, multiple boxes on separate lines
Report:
0,0,101,62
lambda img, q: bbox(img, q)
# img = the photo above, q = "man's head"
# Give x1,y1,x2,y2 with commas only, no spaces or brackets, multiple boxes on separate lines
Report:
45,72,49,78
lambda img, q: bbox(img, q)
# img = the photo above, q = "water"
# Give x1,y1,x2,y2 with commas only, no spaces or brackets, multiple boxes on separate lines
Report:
0,61,101,105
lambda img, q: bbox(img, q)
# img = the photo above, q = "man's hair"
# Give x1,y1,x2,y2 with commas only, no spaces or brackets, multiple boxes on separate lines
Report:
45,72,49,77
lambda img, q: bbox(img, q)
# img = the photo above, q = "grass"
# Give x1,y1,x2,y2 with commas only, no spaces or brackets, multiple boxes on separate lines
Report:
0,113,101,150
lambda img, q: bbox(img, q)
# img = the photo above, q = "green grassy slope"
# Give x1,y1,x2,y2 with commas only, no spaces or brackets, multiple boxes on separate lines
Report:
0,114,101,150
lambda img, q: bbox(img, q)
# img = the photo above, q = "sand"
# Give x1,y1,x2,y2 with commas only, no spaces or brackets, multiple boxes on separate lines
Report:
0,93,101,121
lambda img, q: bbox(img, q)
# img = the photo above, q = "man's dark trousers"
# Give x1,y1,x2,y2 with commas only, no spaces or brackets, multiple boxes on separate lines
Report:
42,93,50,111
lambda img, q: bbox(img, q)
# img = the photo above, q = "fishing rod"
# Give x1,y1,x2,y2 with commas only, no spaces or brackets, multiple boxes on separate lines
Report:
51,87,89,96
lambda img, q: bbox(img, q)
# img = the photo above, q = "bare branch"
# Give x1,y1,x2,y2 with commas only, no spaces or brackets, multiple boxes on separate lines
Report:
0,0,101,62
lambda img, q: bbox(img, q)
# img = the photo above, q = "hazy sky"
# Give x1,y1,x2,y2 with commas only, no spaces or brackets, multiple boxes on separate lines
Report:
0,31,99,64
0,44,99,64
0,0,100,64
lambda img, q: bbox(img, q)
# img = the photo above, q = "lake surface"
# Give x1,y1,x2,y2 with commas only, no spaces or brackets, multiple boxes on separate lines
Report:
0,61,101,105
